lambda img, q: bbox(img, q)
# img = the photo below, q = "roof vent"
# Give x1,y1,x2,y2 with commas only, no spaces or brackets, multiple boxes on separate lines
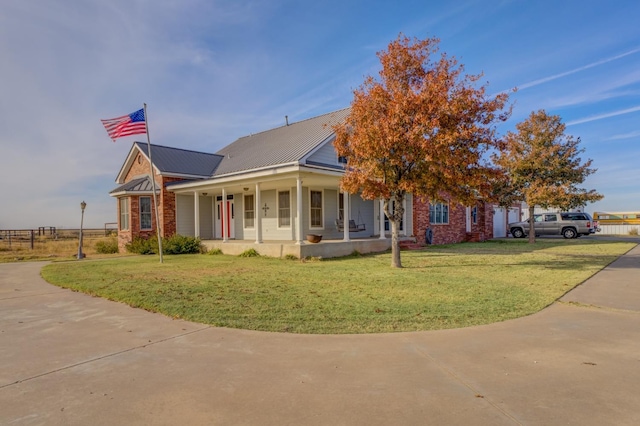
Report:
285,115,289,126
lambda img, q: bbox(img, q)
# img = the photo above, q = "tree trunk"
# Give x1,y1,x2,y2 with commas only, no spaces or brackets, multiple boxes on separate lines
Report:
528,205,536,244
384,192,405,268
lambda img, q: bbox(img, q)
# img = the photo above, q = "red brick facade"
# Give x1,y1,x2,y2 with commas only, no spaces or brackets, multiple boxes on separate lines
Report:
412,195,494,245
116,152,181,252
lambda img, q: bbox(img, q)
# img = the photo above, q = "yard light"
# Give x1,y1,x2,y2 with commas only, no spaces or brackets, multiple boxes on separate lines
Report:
77,201,87,260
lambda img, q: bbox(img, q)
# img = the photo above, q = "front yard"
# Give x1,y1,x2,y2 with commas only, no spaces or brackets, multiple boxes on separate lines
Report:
41,239,635,334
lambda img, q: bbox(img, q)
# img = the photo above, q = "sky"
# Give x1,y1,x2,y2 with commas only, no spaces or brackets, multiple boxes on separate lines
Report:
1,0,639,229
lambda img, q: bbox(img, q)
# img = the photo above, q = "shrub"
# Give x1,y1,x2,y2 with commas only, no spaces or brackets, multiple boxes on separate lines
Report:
284,254,298,260
163,234,202,254
629,228,639,236
95,238,119,254
207,248,223,255
238,248,260,257
126,236,158,254
125,235,202,255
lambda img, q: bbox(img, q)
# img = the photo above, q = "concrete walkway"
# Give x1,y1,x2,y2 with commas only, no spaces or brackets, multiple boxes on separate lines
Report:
1,245,639,425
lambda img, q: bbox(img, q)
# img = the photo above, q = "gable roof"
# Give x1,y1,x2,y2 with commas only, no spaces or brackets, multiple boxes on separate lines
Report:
134,142,224,177
212,108,350,176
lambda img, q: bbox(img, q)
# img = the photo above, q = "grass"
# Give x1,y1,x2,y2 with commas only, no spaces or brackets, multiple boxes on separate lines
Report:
40,239,635,334
0,236,131,263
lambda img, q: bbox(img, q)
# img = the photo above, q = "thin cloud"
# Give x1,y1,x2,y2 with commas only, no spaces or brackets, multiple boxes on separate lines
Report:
566,106,640,126
517,47,640,90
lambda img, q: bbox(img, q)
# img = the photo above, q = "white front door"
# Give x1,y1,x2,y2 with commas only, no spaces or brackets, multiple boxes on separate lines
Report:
215,195,235,239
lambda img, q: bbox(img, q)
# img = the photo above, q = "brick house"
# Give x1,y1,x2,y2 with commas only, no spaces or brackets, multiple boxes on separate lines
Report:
110,109,499,254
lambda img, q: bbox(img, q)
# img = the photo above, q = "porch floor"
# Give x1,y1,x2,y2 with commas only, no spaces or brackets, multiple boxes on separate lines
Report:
201,236,413,259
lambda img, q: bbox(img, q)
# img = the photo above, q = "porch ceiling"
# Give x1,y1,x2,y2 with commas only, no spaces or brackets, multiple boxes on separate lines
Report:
171,169,343,195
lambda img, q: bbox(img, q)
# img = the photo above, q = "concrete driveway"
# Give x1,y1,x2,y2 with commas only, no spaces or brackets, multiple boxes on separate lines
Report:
1,244,639,425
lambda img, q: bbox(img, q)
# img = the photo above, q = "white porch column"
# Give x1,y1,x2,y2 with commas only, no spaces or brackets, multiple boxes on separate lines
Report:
296,177,304,245
221,188,228,243
379,198,386,239
194,191,200,238
255,183,262,244
343,192,351,242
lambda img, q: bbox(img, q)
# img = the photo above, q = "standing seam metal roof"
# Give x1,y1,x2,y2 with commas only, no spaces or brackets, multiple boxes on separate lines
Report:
135,142,224,177
212,108,350,176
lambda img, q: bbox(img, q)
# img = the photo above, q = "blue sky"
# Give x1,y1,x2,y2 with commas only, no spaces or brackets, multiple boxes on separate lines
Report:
1,0,639,228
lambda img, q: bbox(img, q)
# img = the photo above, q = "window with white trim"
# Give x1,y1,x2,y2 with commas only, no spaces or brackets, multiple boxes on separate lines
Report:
429,202,449,224
278,191,290,227
244,194,255,228
310,190,323,228
120,197,129,231
472,206,477,224
338,193,344,220
140,197,152,230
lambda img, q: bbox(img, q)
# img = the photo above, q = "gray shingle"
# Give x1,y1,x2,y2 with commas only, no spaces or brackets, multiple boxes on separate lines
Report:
213,108,350,176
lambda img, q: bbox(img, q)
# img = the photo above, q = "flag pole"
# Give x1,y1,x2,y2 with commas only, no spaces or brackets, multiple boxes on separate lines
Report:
143,103,164,263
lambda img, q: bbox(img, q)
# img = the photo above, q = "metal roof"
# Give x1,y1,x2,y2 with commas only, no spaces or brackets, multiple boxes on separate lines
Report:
109,176,158,194
212,108,350,176
135,142,224,177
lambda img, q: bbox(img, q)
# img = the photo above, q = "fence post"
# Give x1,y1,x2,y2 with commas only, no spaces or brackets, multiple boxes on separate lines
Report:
30,230,35,250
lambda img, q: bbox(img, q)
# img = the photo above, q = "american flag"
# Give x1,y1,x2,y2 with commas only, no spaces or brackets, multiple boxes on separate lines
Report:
101,108,147,141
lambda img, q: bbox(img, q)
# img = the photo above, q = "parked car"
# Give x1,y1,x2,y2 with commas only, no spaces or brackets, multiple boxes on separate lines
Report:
509,212,596,239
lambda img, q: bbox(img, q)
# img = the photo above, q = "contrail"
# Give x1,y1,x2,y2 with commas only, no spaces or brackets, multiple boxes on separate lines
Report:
566,105,640,126
518,47,640,90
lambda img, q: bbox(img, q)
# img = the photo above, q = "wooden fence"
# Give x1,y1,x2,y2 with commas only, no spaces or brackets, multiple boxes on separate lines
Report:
0,224,117,250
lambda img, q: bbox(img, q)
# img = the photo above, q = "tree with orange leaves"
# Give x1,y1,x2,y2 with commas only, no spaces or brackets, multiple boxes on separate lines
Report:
333,35,511,267
493,109,603,243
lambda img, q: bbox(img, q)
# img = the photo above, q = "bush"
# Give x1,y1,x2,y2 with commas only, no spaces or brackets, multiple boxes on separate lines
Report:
629,228,639,236
126,236,158,254
95,238,119,254
207,248,223,255
284,254,298,260
163,234,202,254
238,248,260,257
125,235,202,255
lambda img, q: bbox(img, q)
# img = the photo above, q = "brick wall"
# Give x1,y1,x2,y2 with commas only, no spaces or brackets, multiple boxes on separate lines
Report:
116,151,183,252
413,196,494,245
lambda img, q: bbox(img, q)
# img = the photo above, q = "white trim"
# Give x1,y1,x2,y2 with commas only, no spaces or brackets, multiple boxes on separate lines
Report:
277,190,292,229
308,188,324,230
299,134,337,163
243,193,255,229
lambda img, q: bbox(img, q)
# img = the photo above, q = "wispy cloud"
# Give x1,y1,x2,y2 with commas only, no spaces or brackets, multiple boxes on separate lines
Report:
517,47,640,91
606,130,640,141
566,106,640,126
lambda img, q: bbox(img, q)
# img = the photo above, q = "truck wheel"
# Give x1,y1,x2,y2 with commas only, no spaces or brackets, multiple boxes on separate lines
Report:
512,228,525,238
562,228,577,239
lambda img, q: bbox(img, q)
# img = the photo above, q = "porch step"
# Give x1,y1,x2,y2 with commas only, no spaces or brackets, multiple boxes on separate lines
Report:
399,241,425,250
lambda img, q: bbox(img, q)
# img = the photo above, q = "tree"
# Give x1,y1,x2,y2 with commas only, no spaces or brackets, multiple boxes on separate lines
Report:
493,110,603,243
333,35,511,267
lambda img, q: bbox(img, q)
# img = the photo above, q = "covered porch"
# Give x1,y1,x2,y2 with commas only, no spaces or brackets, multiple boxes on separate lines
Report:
168,166,413,248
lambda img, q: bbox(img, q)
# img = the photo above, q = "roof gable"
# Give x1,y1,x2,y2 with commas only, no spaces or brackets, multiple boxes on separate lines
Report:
135,142,224,177
212,108,349,176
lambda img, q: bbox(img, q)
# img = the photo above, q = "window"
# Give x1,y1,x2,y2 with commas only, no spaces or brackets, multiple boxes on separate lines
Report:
429,202,449,224
338,193,344,220
119,198,129,231
471,206,477,224
338,156,348,165
140,197,152,230
310,190,323,228
244,194,255,228
278,191,290,227
544,214,557,222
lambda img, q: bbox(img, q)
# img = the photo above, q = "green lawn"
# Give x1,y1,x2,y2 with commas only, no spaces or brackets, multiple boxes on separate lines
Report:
41,239,635,334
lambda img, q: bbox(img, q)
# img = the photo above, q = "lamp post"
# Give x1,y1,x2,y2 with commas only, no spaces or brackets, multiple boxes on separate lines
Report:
77,201,86,260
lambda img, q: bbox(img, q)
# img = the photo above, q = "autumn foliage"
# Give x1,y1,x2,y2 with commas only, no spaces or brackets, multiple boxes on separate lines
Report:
333,35,511,267
493,110,603,243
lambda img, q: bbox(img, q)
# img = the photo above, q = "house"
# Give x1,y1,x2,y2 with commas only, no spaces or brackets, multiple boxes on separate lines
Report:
110,108,499,257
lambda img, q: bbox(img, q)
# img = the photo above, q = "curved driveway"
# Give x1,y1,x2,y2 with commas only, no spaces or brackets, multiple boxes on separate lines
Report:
1,244,639,425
